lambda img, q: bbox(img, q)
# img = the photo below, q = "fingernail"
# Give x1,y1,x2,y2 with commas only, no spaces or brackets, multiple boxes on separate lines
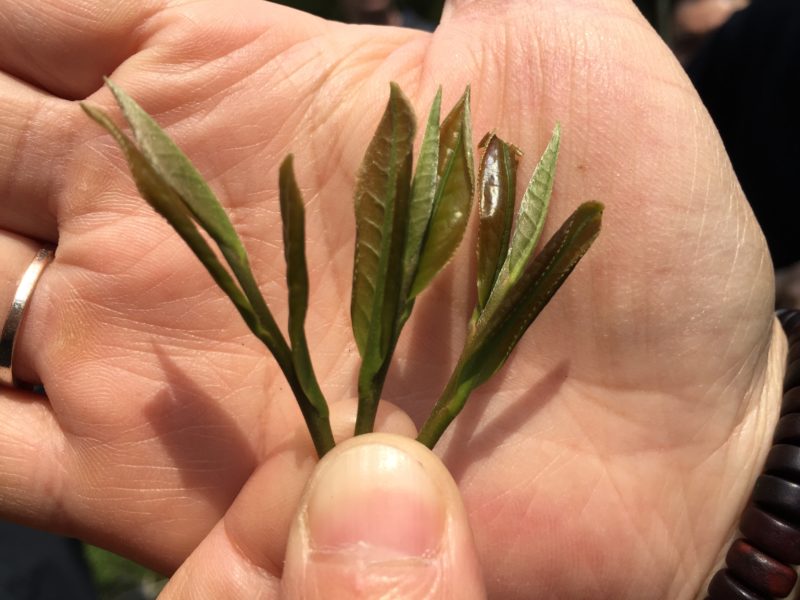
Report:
307,443,446,559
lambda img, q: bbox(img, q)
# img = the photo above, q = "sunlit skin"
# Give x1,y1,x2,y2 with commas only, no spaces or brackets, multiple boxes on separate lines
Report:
0,0,785,597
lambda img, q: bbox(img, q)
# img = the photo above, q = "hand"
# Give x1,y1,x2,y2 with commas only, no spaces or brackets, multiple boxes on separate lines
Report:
162,433,486,598
0,0,784,598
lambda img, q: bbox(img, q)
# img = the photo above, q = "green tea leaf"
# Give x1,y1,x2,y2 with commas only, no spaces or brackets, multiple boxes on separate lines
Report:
279,156,328,418
84,99,335,456
417,201,603,448
104,79,245,265
502,124,560,285
103,79,287,367
402,87,442,300
351,82,416,358
352,83,415,435
409,86,475,298
467,201,603,387
476,133,520,311
81,103,262,338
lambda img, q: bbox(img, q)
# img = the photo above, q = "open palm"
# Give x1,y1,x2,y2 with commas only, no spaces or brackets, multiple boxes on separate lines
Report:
0,0,783,597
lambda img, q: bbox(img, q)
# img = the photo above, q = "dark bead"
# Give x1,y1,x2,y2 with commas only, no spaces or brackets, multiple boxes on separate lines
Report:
726,538,797,597
785,359,800,392
753,475,800,524
708,570,767,599
778,310,800,334
782,388,800,416
741,503,800,564
789,341,800,365
765,445,800,484
785,332,800,349
775,413,800,445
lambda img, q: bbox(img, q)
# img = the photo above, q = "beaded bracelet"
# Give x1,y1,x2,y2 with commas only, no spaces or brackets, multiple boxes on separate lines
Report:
704,309,800,599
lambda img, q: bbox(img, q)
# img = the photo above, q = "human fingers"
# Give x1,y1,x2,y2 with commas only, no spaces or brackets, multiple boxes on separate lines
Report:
0,0,161,100
0,74,70,241
281,434,485,600
0,233,66,527
160,406,420,599
0,232,55,385
0,387,68,529
1,228,248,570
440,0,638,23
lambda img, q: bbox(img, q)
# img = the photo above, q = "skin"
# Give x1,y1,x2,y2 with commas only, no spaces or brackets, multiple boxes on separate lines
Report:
0,0,786,597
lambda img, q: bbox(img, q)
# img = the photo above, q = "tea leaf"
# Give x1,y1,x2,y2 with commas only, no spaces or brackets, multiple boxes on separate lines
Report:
103,79,285,362
279,156,328,418
476,133,520,311
502,124,560,285
351,83,415,434
351,83,416,358
105,79,245,266
468,200,603,385
402,87,442,300
84,94,335,456
409,87,474,298
417,201,603,448
81,103,262,339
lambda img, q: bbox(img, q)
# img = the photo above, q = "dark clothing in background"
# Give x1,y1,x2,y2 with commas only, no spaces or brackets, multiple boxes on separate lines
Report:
400,8,435,31
688,0,800,269
0,521,95,600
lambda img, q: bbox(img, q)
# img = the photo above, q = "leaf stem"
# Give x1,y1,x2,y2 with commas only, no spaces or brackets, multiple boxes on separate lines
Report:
244,319,334,456
416,360,473,448
354,336,397,435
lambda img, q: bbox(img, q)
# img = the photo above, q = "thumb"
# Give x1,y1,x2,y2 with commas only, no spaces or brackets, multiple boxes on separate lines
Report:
281,433,485,599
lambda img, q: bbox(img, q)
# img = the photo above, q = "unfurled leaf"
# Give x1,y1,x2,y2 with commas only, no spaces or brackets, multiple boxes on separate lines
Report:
84,88,335,456
409,87,474,298
351,83,416,359
351,83,415,434
402,87,442,300
103,79,283,359
417,201,603,448
502,124,560,285
476,133,520,311
279,156,327,418
467,200,603,386
105,79,244,265
81,103,262,339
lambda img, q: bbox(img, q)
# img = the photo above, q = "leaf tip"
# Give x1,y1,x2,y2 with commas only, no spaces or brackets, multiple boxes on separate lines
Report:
79,101,97,120
478,130,496,149
80,102,115,134
103,76,124,101
549,123,562,151
389,81,405,101
582,200,605,221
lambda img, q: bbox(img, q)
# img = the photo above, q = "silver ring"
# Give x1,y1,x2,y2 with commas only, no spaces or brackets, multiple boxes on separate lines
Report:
0,247,54,388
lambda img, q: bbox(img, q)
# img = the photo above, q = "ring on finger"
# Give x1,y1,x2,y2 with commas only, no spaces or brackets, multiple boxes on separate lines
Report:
0,246,54,389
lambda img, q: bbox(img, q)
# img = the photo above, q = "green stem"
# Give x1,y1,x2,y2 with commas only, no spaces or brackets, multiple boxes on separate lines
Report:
416,357,474,449
354,355,392,435
354,307,409,436
293,382,336,457
251,319,334,457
